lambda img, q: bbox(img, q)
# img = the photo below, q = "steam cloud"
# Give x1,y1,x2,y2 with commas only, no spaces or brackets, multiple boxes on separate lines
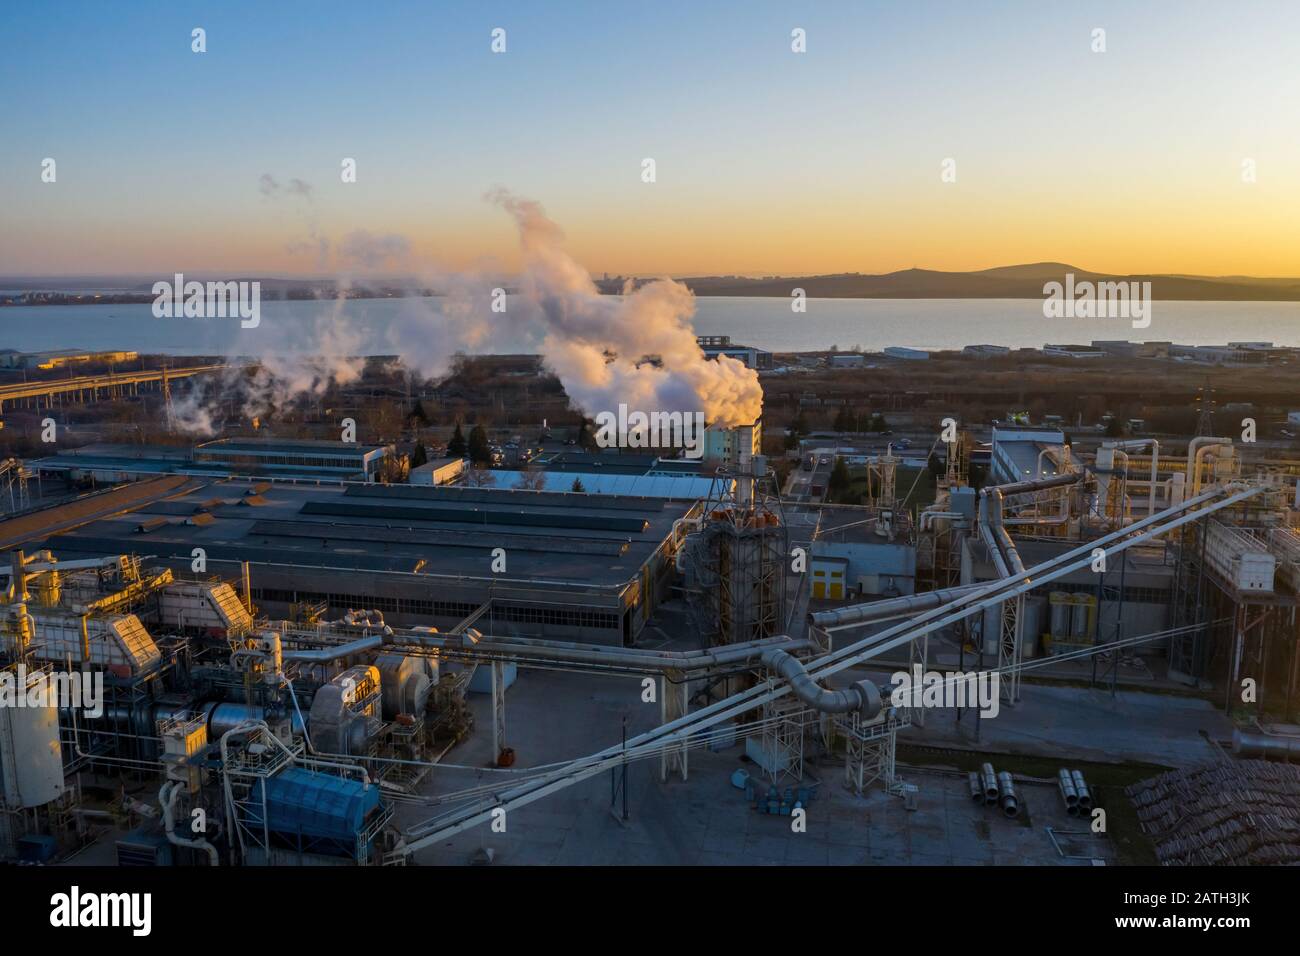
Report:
169,190,762,436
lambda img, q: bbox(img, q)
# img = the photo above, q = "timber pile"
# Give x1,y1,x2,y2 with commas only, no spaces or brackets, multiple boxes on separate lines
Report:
1126,760,1300,865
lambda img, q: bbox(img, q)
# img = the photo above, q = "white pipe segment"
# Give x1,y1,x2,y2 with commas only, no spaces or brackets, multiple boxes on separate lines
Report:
812,582,986,629
1188,437,1231,495
1104,438,1159,518
160,780,219,866
396,482,1262,855
760,647,882,715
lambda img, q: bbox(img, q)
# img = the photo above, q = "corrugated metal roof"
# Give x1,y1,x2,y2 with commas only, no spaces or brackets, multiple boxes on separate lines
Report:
490,470,721,500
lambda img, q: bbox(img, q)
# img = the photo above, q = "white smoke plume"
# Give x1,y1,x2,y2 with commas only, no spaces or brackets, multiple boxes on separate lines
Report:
479,190,763,427
168,188,762,434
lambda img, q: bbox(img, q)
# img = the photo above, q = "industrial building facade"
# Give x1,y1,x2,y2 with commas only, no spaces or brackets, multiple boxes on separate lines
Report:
37,480,696,647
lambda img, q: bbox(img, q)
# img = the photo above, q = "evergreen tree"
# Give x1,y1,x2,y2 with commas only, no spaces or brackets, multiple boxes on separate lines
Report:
468,425,492,464
828,457,851,496
571,477,586,493
447,423,468,457
410,443,428,468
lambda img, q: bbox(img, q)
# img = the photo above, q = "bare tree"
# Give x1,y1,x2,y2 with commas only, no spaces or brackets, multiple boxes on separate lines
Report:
514,464,548,491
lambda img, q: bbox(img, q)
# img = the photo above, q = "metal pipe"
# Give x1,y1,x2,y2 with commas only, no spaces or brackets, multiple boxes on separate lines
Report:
759,648,882,715
1058,768,1078,815
1188,437,1231,496
397,482,1262,854
812,583,986,629
1071,769,1092,812
387,629,814,673
282,634,383,663
981,762,999,804
1232,728,1300,759
1104,438,1159,518
159,780,219,866
997,770,1018,818
968,771,983,803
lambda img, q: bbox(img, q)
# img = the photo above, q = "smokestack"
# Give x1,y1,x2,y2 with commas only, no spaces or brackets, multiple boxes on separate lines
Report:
735,424,755,507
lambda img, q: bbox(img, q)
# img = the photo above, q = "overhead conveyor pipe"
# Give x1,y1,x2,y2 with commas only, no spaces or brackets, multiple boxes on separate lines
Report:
384,630,815,675
396,482,1262,855
759,648,883,716
282,634,384,663
817,471,1084,632
988,490,1027,575
810,582,987,629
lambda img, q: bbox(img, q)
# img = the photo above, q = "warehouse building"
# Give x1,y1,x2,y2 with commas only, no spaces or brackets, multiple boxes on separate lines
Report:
193,438,394,481
36,480,696,646
31,438,397,484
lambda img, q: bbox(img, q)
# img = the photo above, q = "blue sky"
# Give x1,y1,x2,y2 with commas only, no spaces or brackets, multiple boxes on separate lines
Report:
2,1,1297,276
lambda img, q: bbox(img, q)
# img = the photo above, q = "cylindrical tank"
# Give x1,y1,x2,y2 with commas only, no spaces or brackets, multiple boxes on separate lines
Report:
1070,595,1089,638
1049,592,1071,637
981,605,1001,655
1022,596,1046,659
0,676,65,809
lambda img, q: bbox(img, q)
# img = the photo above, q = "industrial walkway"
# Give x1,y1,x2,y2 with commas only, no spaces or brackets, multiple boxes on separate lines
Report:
0,364,227,411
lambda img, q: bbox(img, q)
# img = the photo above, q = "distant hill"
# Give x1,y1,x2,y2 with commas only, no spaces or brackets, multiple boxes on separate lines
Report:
596,264,1300,301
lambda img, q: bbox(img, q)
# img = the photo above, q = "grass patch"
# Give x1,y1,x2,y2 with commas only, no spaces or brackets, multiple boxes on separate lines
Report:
896,743,1167,865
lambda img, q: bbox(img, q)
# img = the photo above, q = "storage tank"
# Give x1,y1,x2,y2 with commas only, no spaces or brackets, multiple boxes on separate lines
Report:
1069,593,1096,641
0,671,65,809
1069,594,1089,639
981,604,1001,655
1022,596,1045,659
1049,592,1071,638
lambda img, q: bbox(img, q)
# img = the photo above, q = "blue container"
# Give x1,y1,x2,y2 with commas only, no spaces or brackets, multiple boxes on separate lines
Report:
260,768,380,846
18,834,58,863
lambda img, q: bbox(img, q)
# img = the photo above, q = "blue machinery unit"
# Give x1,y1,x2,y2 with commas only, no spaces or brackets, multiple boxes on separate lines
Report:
241,767,385,862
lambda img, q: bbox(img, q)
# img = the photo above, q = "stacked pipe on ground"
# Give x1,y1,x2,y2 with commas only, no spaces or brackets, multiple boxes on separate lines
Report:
1058,768,1079,816
996,771,1019,818
981,763,999,806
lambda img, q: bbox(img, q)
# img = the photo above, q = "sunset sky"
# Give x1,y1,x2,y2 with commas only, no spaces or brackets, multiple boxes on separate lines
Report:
2,0,1298,279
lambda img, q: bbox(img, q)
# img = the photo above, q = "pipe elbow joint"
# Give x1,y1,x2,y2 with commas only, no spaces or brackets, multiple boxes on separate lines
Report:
851,679,882,719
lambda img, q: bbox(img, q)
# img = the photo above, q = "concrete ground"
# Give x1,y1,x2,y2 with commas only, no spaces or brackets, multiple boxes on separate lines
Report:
395,667,1120,866
837,663,1236,766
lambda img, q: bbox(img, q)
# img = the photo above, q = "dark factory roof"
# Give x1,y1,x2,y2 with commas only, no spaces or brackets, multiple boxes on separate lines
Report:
38,479,694,588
